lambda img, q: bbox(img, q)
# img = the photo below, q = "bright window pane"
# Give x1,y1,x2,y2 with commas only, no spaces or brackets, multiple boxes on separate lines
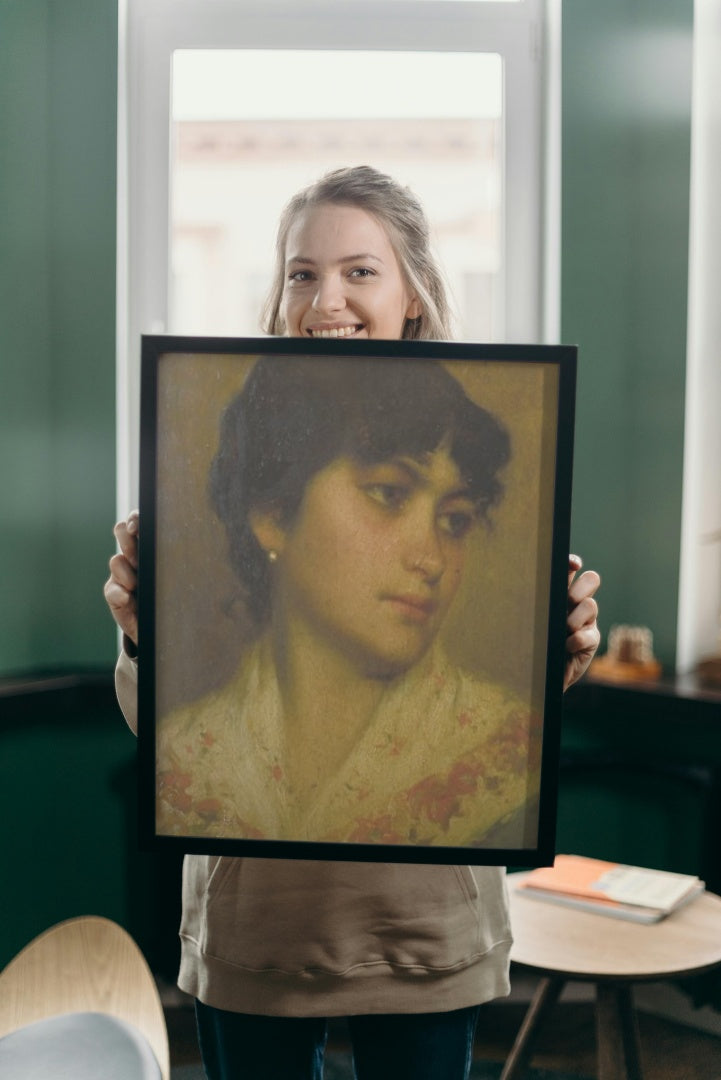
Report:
359,1,521,3
170,49,503,340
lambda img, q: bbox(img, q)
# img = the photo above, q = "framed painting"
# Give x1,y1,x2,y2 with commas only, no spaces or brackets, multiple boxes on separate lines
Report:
137,336,576,865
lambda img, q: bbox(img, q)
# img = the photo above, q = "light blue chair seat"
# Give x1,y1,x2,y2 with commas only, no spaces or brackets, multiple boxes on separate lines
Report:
0,1010,162,1079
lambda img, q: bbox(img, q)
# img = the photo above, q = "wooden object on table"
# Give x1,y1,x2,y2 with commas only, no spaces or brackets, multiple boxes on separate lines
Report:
591,624,662,683
0,915,169,1080
591,654,663,683
697,654,721,689
502,873,721,1080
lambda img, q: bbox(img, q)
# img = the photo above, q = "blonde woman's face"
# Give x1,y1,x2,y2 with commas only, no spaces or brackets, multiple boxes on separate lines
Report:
280,204,421,340
263,448,477,679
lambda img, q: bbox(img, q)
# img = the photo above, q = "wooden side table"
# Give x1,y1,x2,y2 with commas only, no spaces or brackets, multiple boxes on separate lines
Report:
502,873,721,1080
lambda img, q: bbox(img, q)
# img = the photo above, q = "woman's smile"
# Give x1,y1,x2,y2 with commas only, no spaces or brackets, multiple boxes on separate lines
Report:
306,323,365,339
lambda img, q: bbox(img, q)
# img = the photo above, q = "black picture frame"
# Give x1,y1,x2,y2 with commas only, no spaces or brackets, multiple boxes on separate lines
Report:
138,336,576,866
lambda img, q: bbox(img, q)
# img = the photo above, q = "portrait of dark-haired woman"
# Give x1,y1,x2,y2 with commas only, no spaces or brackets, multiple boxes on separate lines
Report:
154,355,543,848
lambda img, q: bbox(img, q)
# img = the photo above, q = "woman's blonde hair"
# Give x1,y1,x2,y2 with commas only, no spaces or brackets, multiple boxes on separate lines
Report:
261,165,454,341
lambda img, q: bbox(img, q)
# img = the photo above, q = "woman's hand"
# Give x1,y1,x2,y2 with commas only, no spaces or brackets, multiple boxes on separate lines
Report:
564,554,600,691
103,510,139,647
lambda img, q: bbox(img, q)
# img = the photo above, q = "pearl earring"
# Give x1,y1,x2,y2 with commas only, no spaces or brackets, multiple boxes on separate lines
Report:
268,550,278,563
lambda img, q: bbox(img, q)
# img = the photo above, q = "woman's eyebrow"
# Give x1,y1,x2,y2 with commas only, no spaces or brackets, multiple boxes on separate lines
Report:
338,253,384,265
286,253,384,267
392,457,474,500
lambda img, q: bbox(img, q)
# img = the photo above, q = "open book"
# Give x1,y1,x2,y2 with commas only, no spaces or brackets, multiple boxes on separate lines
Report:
516,854,705,923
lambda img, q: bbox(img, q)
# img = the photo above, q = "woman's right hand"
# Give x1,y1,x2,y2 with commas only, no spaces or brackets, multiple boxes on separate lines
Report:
104,510,139,647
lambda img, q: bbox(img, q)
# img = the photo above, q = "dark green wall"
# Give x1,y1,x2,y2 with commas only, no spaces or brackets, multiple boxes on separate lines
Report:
0,0,128,972
0,0,118,675
563,0,693,669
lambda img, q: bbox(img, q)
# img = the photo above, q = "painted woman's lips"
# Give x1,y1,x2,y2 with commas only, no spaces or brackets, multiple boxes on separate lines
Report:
385,594,437,621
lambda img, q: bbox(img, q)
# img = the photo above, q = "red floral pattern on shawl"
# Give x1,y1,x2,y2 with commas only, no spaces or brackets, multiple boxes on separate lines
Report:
155,638,542,848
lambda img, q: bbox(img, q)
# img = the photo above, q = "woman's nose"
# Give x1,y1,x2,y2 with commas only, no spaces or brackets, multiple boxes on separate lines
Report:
312,274,345,314
402,522,445,583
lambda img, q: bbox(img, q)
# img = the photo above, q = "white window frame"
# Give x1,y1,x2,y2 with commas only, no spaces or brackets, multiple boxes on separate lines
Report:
116,0,559,511
676,0,721,674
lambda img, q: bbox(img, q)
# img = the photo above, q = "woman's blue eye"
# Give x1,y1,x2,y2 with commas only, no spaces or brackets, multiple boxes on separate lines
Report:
349,267,374,279
289,270,313,282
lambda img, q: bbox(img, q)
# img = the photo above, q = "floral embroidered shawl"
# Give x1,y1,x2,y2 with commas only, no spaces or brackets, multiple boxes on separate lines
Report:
156,637,542,849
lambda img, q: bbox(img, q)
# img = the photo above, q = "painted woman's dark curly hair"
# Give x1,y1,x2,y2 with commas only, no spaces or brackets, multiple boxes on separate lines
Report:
209,356,511,625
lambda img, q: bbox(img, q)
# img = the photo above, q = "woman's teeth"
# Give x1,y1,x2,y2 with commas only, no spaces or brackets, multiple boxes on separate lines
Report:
310,325,360,338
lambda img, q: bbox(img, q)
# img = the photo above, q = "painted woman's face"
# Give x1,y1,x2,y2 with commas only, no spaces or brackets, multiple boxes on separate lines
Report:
280,203,421,340
260,447,478,679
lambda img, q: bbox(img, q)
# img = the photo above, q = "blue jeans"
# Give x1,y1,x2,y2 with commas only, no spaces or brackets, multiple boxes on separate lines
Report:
195,1000,481,1080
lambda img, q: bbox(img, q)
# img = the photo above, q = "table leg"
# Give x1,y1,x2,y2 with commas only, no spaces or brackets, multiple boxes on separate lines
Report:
499,976,565,1080
596,982,643,1080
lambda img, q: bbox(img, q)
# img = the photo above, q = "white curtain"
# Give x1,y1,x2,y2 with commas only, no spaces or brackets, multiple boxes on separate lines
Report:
677,0,721,672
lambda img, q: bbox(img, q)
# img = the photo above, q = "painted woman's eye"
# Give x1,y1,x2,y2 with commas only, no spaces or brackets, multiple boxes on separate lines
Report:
438,509,475,539
364,483,409,510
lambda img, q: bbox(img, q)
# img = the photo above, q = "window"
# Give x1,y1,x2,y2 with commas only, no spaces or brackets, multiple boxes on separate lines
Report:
118,0,557,509
169,49,503,340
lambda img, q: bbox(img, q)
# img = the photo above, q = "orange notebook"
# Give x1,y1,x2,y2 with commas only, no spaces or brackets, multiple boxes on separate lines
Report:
517,854,704,923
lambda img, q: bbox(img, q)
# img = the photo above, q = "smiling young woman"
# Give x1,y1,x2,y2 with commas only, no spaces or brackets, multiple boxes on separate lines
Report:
105,166,601,1080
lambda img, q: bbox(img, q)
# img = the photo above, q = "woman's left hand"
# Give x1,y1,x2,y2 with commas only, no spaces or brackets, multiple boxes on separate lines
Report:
564,554,601,691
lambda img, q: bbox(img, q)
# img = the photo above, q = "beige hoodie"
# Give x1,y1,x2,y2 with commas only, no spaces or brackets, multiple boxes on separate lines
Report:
117,650,512,1016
